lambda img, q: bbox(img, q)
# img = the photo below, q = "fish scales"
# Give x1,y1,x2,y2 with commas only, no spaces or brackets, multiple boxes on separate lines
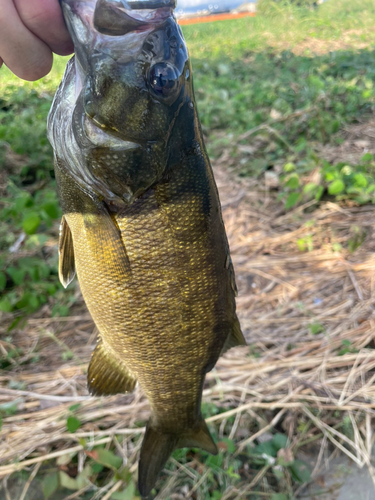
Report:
49,0,245,496
62,148,229,429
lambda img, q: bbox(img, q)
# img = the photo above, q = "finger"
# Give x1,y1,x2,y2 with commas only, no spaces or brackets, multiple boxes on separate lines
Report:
0,0,52,80
14,0,74,56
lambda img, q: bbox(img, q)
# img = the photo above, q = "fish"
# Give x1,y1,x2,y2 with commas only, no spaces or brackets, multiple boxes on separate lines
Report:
48,0,245,496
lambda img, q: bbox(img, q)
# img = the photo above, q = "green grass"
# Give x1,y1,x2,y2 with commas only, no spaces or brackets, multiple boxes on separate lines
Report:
1,0,375,497
184,0,375,58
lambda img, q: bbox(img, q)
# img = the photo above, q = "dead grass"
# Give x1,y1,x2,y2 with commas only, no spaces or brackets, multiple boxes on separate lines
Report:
264,29,375,55
320,118,375,165
2,131,375,494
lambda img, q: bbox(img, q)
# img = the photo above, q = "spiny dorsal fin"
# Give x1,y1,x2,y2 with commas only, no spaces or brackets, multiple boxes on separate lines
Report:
58,216,76,288
226,252,238,297
88,340,137,396
220,316,246,356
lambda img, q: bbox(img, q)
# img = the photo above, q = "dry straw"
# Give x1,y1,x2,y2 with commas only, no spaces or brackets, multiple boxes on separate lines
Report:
1,163,375,491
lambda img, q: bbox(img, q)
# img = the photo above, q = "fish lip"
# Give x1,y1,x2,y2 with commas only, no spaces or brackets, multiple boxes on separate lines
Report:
61,0,175,45
83,115,141,150
60,0,175,21
126,0,176,9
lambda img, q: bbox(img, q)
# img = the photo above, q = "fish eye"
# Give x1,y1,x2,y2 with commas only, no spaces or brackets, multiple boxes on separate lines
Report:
149,63,179,98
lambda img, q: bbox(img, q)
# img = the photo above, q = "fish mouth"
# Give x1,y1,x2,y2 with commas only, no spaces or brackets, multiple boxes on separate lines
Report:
61,0,177,93
61,0,175,35
84,115,141,150
94,0,175,35
121,0,175,9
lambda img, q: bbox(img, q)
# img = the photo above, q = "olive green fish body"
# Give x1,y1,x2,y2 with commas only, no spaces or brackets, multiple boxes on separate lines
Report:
49,1,244,495
57,139,238,428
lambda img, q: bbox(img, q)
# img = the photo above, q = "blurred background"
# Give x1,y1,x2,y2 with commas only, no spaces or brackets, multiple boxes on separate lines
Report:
1,1,375,499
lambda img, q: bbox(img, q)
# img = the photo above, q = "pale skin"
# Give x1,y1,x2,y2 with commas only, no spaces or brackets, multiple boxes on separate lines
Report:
0,0,73,81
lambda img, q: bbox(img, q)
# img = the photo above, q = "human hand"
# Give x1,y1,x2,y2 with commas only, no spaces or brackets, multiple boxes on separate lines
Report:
0,0,74,81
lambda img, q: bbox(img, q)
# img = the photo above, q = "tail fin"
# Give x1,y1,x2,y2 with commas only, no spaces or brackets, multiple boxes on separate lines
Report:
177,418,218,454
138,425,178,497
138,417,217,497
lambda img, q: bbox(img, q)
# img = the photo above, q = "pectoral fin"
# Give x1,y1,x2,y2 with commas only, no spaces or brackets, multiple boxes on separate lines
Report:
58,216,76,288
88,340,137,395
220,316,246,356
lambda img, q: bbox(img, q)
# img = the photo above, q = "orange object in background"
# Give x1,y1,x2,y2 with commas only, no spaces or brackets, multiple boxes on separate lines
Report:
178,11,255,25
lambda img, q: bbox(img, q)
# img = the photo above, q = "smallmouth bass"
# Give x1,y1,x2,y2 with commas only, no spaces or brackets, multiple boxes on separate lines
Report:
48,0,245,495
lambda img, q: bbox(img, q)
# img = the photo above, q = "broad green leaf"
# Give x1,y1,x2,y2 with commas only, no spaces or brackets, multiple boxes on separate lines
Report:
0,398,22,414
353,173,368,188
272,433,288,451
42,472,59,499
7,267,26,285
285,173,300,189
15,192,33,212
315,186,324,201
219,437,236,453
43,202,60,219
111,482,136,500
205,453,224,469
91,463,104,474
361,153,374,163
253,440,277,458
56,452,77,466
309,322,324,335
69,403,81,412
67,416,81,433
0,298,12,313
283,162,295,172
76,465,93,489
92,448,123,470
22,213,41,235
59,471,79,491
289,459,311,483
16,292,39,311
328,179,345,195
271,494,288,500
285,192,300,210
303,182,318,195
324,171,336,182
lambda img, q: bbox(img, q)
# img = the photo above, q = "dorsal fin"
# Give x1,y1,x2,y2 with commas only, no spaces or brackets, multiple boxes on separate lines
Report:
220,316,246,356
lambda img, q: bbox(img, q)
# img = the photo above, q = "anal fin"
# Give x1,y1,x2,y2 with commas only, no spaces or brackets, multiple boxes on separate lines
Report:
220,316,247,356
88,340,137,396
58,216,76,288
